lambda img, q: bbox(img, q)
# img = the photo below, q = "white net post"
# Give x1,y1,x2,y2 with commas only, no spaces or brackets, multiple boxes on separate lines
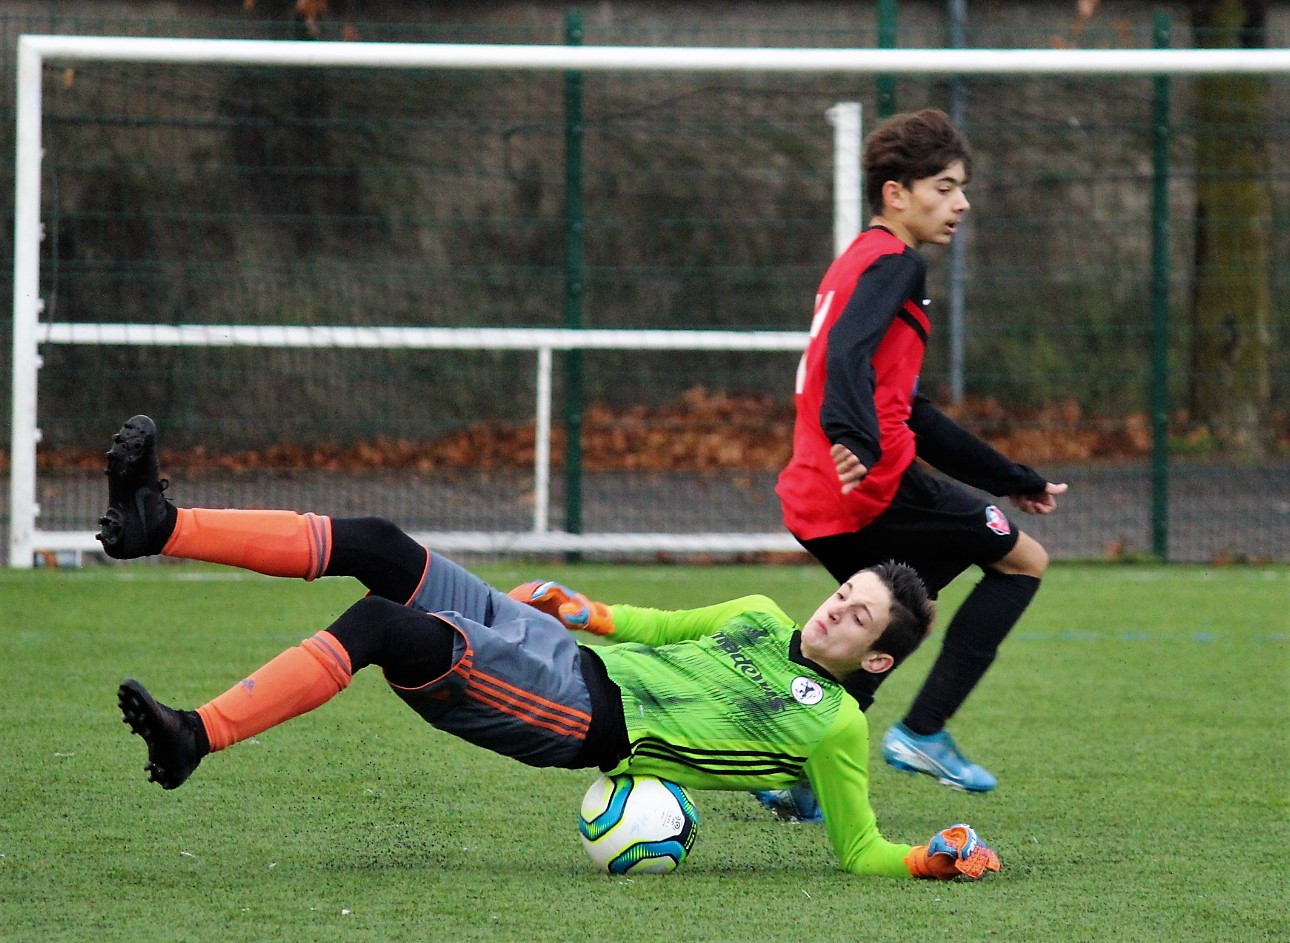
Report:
9,39,46,568
827,102,862,258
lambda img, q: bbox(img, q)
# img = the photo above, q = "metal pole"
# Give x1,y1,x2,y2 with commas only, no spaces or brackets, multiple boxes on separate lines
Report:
9,38,44,568
827,102,863,257
947,0,968,406
14,37,1288,75
534,347,552,534
876,0,898,117
563,10,585,542
1149,11,1173,560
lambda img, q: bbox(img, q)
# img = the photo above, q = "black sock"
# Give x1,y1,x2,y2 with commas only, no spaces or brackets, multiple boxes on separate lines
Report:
902,571,1040,736
324,595,456,685
325,517,429,603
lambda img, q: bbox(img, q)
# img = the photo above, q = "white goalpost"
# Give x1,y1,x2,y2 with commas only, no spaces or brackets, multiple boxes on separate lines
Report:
10,36,1289,567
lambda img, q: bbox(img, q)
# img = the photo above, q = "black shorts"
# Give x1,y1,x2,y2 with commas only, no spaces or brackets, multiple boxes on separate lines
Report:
800,464,1020,597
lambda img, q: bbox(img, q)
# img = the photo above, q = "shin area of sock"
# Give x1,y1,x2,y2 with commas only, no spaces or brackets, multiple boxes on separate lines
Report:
196,631,353,752
162,508,332,579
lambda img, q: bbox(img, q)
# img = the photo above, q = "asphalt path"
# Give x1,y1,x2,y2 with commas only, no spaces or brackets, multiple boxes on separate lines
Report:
8,457,1287,565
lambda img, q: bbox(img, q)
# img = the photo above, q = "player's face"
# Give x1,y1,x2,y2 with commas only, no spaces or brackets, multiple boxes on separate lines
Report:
882,160,970,248
800,571,895,679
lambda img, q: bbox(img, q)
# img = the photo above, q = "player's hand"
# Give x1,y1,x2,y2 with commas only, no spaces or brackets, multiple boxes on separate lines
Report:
507,581,615,636
831,443,869,495
1011,481,1067,515
904,824,1001,881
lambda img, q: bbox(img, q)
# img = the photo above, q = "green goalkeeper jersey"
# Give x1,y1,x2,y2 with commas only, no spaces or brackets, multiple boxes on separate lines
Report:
594,595,913,877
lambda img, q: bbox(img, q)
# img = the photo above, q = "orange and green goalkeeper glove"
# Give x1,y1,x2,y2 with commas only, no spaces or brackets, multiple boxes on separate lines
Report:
904,824,1001,881
507,581,615,636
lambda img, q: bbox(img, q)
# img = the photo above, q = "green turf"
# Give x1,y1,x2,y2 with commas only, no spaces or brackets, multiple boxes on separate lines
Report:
1,562,1286,942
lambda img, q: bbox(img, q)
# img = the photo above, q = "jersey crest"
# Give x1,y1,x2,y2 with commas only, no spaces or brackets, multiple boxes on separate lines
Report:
984,504,1011,536
790,676,824,705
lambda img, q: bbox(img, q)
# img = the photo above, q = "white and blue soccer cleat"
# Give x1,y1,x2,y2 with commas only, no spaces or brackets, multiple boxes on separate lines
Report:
882,723,997,793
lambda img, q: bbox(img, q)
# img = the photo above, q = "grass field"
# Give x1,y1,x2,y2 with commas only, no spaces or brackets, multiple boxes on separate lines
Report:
2,561,1286,943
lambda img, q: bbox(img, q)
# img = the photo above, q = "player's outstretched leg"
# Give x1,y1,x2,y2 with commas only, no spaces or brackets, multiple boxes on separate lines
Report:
96,415,177,559
118,679,208,790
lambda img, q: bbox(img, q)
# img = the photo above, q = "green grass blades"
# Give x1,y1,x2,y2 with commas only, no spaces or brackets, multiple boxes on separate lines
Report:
1,563,1286,943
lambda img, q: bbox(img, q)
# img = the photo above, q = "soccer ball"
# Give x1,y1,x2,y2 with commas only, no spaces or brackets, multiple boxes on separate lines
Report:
578,774,699,875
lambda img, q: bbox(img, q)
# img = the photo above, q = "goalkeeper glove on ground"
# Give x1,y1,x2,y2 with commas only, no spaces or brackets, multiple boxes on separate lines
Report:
904,824,1001,881
507,581,615,635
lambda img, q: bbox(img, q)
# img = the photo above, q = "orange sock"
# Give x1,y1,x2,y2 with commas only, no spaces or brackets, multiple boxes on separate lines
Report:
162,508,332,579
197,630,353,752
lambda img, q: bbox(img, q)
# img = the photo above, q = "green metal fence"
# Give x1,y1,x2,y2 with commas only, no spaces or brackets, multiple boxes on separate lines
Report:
1,7,1286,563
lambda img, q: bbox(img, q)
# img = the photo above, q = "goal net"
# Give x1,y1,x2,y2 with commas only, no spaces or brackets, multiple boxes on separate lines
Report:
9,35,1289,566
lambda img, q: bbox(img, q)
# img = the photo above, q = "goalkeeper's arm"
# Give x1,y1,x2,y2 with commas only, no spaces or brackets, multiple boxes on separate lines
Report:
507,582,793,647
808,711,1001,880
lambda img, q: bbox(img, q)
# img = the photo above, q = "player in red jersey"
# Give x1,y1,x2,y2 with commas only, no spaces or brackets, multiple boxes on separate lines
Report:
774,109,1067,796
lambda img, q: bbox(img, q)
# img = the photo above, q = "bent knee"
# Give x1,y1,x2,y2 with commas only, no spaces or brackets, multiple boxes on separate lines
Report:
334,594,407,638
992,532,1049,578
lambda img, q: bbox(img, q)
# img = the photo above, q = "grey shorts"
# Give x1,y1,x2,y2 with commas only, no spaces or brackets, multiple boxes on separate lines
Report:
390,552,594,768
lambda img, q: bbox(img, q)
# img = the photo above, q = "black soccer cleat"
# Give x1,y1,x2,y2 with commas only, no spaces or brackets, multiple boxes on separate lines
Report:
118,679,207,790
96,415,177,559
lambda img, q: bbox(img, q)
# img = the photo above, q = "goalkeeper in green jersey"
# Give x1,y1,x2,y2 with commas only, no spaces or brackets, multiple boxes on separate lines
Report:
106,415,999,880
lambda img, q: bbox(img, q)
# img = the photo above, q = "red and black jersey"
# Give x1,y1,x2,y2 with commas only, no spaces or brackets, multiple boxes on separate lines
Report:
777,227,929,539
777,226,1048,541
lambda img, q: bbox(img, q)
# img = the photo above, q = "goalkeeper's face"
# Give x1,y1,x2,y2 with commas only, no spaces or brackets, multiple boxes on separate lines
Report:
800,571,896,681
882,159,970,248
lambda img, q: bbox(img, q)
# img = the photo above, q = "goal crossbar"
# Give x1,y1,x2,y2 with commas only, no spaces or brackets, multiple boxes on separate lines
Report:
15,35,1290,73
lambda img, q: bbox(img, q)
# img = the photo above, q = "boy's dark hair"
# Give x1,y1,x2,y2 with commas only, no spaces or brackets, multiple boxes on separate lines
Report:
862,108,971,216
867,560,934,664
